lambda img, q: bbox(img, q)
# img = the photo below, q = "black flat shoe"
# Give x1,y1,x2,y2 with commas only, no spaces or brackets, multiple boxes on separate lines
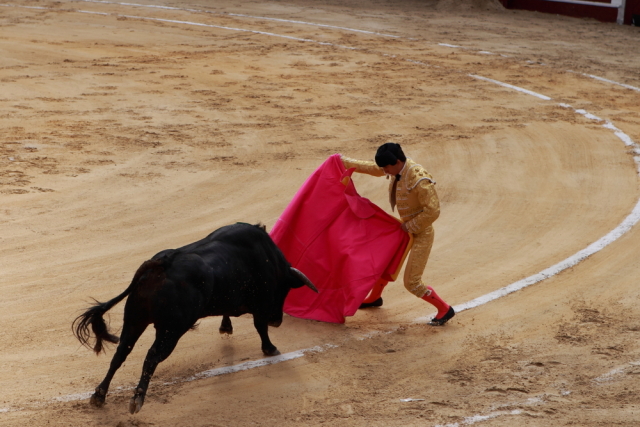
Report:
428,306,455,326
359,297,383,309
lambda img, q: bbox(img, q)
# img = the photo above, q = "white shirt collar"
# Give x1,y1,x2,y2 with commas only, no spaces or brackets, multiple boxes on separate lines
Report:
398,161,408,177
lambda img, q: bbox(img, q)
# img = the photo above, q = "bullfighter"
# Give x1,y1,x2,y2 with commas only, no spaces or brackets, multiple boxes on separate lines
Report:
340,142,455,326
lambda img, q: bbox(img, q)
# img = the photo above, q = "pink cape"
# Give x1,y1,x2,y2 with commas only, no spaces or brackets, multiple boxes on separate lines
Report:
270,154,411,323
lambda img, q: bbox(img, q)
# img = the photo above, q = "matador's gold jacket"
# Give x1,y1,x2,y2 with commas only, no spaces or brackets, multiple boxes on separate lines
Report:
341,156,440,234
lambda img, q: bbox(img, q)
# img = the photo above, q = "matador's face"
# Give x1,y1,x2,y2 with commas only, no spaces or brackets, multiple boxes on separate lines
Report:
382,161,404,177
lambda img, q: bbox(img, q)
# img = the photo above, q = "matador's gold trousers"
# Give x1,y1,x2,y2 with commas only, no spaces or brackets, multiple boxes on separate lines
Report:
403,225,434,298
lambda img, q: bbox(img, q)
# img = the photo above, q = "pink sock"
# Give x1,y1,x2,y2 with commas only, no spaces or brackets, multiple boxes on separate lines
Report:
421,286,450,318
362,279,388,304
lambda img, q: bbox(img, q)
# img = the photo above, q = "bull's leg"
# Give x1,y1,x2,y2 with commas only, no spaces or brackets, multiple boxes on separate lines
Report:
253,314,280,356
219,315,233,335
129,328,185,414
91,322,147,408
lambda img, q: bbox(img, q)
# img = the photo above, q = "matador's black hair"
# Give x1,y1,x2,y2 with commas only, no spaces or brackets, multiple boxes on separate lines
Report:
375,142,406,167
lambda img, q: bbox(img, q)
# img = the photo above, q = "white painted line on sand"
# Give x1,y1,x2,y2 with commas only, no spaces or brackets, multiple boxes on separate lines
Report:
1,3,357,50
108,13,357,49
224,13,400,38
0,3,47,9
435,409,523,427
560,104,640,174
470,74,552,100
182,344,335,382
584,74,640,92
563,105,639,146
77,0,401,38
570,107,604,121
432,389,583,427
593,360,640,383
81,0,198,12
53,391,94,403
73,9,109,15
603,121,637,147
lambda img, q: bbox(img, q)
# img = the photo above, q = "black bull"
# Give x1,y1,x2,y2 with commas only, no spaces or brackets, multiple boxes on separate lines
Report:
73,223,317,414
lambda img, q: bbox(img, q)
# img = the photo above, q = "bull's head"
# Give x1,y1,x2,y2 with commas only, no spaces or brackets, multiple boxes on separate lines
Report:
268,267,318,327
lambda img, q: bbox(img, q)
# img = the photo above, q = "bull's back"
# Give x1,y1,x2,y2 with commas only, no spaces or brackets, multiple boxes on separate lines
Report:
193,223,286,271
144,223,288,315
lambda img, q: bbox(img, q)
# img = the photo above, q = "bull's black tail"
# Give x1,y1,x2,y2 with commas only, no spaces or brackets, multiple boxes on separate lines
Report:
72,259,165,355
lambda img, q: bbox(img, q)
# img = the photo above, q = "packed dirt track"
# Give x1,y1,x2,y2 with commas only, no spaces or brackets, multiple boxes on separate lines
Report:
1,0,640,425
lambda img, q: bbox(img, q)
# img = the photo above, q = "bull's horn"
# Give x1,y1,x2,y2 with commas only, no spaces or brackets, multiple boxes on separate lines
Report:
291,268,318,293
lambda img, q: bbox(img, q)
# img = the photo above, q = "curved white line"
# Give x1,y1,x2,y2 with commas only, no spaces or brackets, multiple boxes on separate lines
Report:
113,13,356,49
0,3,46,9
182,344,335,382
470,75,552,100
583,74,640,92
435,410,523,427
76,0,401,37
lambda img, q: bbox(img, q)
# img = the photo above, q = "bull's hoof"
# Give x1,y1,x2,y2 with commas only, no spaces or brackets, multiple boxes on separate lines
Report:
268,321,282,328
90,388,106,408
219,317,233,335
218,325,233,335
129,389,145,414
262,347,281,357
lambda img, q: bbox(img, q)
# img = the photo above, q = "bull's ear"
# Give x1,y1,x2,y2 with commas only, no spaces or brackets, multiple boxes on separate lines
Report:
290,268,318,293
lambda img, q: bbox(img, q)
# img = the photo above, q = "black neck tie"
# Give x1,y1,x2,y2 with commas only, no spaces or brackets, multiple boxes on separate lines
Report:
390,174,401,211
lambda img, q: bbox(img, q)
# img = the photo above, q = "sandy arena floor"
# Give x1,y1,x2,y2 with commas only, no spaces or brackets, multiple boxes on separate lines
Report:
1,0,640,425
